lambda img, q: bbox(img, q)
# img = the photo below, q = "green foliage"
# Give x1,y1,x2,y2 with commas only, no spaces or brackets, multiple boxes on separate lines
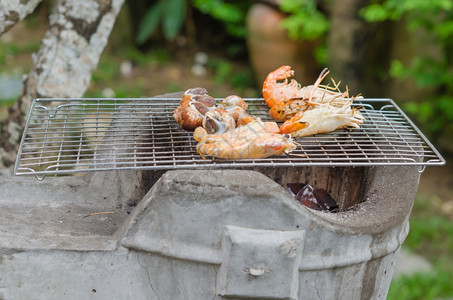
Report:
404,196,453,256
165,82,183,93
405,215,453,254
208,58,255,93
0,97,17,107
136,0,187,44
406,215,453,255
209,59,233,85
314,46,328,66
388,266,453,300
277,0,329,65
387,195,453,300
136,0,252,44
0,40,39,65
229,68,255,91
279,0,329,40
360,3,393,22
114,86,146,98
91,55,119,83
0,44,20,65
361,0,453,23
122,47,170,66
361,0,453,139
191,0,250,39
134,0,253,62
84,86,146,98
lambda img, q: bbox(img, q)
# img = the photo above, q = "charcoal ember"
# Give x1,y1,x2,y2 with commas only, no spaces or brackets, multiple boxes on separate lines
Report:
313,188,339,211
287,183,339,212
296,184,323,210
286,183,307,196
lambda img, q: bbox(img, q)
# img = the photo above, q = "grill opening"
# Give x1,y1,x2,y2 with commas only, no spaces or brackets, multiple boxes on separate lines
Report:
14,97,445,179
255,166,370,210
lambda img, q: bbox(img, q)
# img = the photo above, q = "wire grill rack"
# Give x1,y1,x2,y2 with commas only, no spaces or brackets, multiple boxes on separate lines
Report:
14,98,445,179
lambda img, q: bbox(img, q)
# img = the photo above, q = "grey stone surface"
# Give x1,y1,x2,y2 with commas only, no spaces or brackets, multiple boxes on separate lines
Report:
0,247,158,299
0,170,147,251
0,167,421,299
393,248,433,279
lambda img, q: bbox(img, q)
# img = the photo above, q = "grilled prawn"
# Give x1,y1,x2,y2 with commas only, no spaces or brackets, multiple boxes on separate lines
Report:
194,120,294,159
263,66,358,121
194,119,280,142
280,100,364,137
236,109,257,126
262,65,300,109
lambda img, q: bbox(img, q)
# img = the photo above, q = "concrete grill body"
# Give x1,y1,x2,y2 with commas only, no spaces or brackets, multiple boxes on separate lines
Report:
0,165,420,299
1,97,444,299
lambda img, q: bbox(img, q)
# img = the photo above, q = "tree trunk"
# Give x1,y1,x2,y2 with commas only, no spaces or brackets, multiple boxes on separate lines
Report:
327,0,371,95
0,0,43,35
0,0,125,173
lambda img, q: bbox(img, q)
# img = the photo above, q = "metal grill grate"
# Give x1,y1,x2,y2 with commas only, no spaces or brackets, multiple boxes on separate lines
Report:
14,98,445,179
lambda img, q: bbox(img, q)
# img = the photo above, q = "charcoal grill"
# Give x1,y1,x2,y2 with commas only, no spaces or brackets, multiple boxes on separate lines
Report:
4,97,447,299
14,97,445,179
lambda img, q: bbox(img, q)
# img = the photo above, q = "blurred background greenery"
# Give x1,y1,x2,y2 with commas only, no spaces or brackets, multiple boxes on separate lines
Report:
1,0,452,299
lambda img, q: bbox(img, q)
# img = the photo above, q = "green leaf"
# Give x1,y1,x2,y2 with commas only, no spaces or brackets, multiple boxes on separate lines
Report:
402,102,419,115
193,0,243,23
389,60,408,79
314,46,328,65
359,4,390,22
418,101,434,122
437,96,453,120
280,9,329,40
162,0,186,40
192,0,247,38
388,267,453,300
280,0,310,13
136,2,164,45
435,20,453,39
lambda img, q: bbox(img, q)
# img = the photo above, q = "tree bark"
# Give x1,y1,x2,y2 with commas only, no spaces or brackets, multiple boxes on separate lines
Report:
327,0,371,95
0,0,43,36
0,0,125,173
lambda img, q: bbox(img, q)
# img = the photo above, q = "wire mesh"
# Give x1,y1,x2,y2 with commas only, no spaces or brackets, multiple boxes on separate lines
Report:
14,98,445,179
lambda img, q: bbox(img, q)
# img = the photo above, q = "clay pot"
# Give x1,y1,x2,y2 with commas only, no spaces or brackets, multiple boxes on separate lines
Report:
246,3,320,88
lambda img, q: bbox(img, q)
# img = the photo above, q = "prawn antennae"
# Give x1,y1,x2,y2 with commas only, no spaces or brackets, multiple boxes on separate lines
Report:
308,68,330,105
292,140,304,149
330,78,342,93
289,152,308,158
283,138,305,156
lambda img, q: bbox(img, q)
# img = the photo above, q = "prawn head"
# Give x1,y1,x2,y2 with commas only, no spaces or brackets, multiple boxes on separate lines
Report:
269,99,309,121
